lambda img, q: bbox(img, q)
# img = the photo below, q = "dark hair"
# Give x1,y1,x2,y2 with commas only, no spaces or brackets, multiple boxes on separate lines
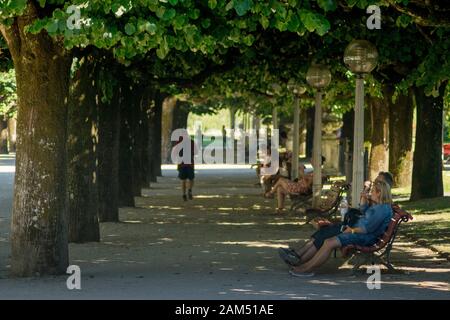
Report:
378,171,393,188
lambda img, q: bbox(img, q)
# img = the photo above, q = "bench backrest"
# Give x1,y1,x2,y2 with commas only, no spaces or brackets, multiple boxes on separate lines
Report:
318,181,350,211
350,204,413,253
378,204,413,248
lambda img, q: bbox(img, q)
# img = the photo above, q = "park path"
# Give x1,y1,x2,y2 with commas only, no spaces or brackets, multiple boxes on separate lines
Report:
0,159,449,299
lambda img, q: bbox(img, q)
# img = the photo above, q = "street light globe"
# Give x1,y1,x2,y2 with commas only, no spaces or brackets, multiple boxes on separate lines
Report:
306,64,332,89
343,39,378,74
287,79,307,95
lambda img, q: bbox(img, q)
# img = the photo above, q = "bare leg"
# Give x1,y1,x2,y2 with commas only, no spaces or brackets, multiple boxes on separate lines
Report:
291,240,317,264
277,188,286,209
298,245,318,264
271,178,289,193
181,180,187,195
292,237,341,273
187,179,194,199
293,240,314,255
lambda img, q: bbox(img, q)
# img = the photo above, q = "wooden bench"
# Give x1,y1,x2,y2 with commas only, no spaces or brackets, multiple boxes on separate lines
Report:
300,181,350,223
341,204,413,273
289,175,330,211
315,204,413,273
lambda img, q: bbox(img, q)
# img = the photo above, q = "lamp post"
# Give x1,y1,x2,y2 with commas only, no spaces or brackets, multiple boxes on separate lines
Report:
306,64,331,207
272,107,278,131
344,39,378,206
287,80,306,180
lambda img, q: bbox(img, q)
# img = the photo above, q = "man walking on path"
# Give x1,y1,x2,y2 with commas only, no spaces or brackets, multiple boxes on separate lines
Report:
174,132,198,201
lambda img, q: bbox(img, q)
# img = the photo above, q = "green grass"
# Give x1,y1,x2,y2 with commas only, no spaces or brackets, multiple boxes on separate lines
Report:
392,173,450,255
397,197,450,255
387,173,450,255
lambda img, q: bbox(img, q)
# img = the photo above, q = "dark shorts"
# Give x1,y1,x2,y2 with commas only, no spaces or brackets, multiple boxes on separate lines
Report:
311,223,343,249
178,165,195,180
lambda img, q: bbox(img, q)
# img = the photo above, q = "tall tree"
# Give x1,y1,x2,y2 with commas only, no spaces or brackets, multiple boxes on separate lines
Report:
385,87,414,187
411,84,446,200
98,64,121,222
0,2,71,276
368,95,389,181
67,53,100,243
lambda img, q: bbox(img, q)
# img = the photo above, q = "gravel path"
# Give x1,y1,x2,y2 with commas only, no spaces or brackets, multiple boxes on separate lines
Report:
0,158,449,299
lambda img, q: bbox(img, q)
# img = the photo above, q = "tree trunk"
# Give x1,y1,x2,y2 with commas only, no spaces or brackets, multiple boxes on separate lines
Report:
131,86,145,196
161,97,178,164
410,85,445,200
341,109,354,182
161,98,190,164
98,73,121,222
1,9,71,276
119,83,136,206
7,117,17,152
386,86,414,188
173,101,190,131
149,91,164,178
306,106,315,159
0,117,8,154
368,96,389,181
67,54,100,243
140,89,152,188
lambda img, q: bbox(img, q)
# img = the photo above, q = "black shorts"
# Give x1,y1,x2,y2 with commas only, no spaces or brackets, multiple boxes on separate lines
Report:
178,165,195,180
311,223,343,249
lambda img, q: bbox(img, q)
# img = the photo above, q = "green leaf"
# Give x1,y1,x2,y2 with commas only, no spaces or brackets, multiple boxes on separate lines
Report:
156,6,166,19
173,15,187,29
162,8,177,21
396,14,412,28
225,1,234,11
346,0,359,7
156,37,169,59
299,11,329,35
45,20,60,34
139,20,157,34
234,0,253,16
315,17,330,35
188,9,200,19
299,11,317,32
286,12,301,32
317,0,337,12
201,19,211,29
208,0,217,9
260,16,270,29
27,18,48,34
168,0,178,5
124,23,136,35
243,34,254,46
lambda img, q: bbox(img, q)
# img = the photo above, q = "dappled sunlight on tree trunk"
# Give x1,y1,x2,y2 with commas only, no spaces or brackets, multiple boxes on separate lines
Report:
411,85,445,200
386,86,414,188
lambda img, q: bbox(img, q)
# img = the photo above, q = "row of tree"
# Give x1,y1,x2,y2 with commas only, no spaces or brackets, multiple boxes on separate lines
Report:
0,0,448,277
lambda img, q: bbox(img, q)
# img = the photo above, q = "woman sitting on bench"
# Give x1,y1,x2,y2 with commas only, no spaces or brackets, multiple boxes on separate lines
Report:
264,166,313,214
288,180,393,277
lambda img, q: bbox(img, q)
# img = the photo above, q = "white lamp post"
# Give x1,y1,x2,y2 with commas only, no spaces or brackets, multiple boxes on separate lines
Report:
343,39,378,206
287,80,306,180
306,64,331,207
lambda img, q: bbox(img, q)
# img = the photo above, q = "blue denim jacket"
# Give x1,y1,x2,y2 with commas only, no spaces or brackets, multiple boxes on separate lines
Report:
355,203,393,237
